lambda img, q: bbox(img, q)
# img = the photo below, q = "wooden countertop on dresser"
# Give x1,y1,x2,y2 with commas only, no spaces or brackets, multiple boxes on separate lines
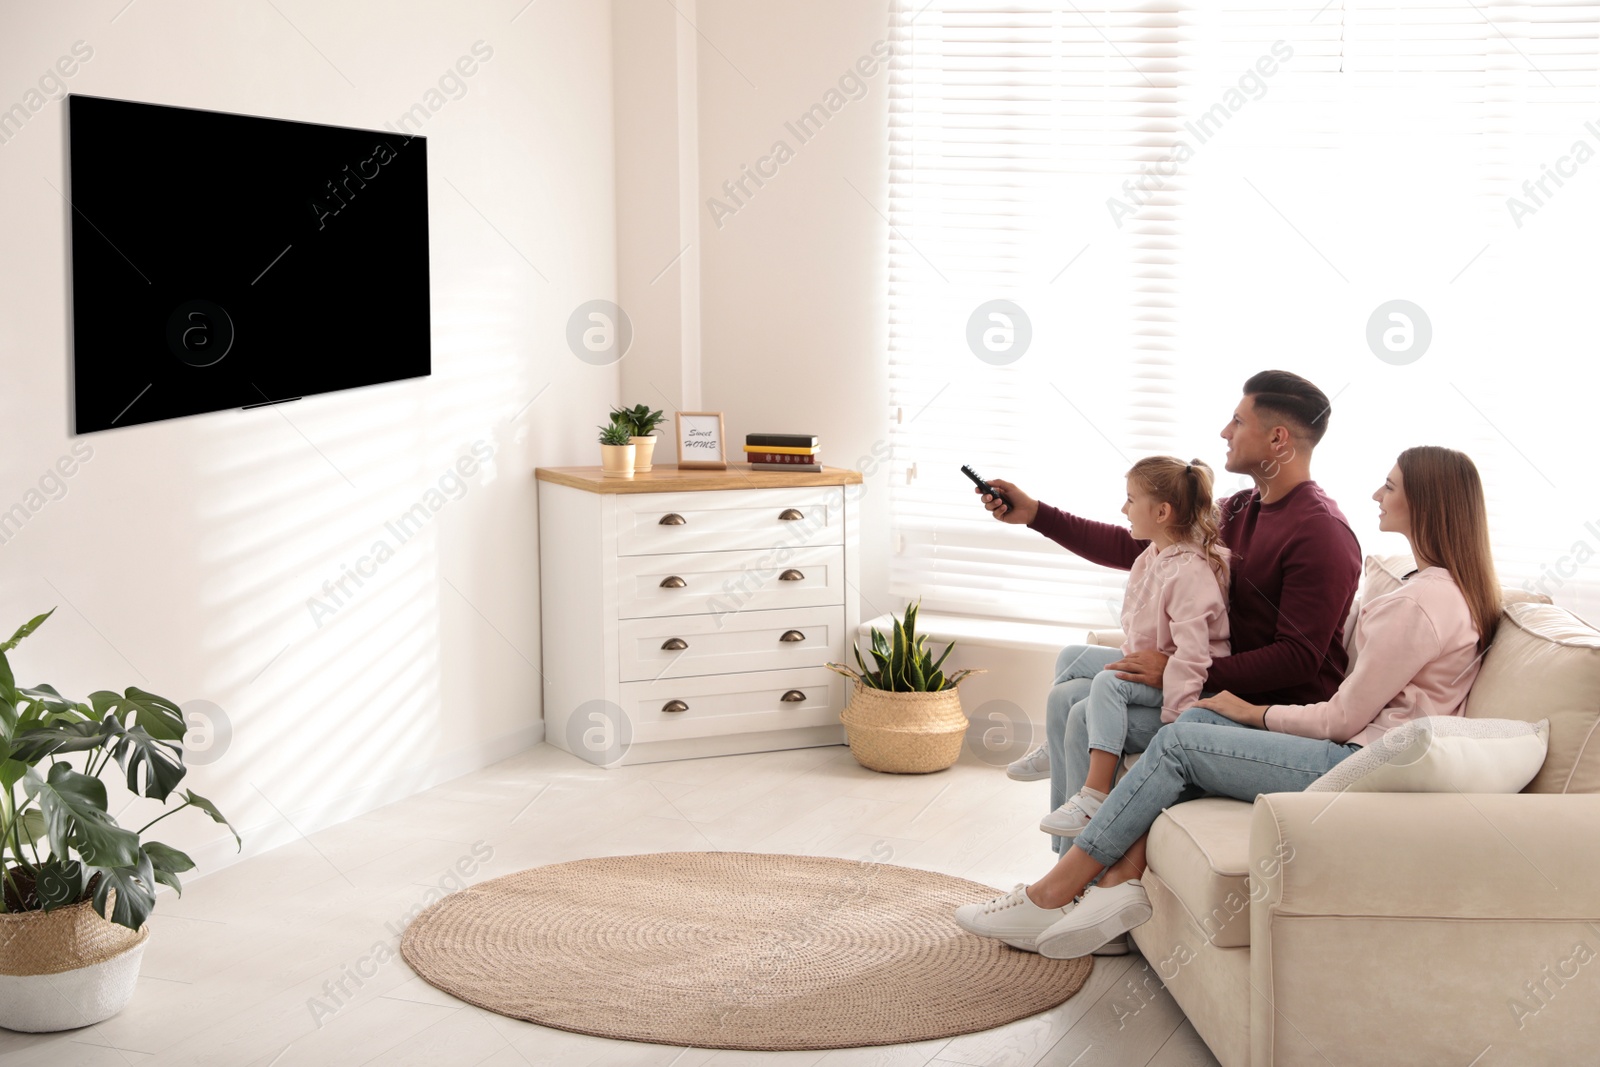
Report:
534,464,863,494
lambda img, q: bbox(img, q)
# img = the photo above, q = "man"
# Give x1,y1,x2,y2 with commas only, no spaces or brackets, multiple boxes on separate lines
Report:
982,370,1362,856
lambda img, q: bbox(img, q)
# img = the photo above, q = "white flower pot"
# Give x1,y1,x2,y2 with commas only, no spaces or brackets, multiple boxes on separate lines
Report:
601,443,636,478
630,435,657,472
0,899,149,1033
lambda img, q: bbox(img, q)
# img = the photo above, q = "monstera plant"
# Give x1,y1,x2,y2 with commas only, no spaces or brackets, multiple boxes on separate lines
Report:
0,609,238,931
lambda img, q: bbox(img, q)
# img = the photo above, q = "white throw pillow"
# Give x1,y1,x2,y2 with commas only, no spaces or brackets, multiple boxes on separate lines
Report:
1305,716,1550,794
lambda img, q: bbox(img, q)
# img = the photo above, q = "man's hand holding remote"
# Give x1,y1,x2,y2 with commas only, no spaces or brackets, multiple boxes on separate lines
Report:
976,478,1038,525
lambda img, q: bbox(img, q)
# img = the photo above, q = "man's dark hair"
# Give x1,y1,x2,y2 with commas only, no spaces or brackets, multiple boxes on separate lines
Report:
1242,370,1331,447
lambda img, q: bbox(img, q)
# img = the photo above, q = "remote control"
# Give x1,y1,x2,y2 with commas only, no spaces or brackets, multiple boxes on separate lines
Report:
960,465,1012,510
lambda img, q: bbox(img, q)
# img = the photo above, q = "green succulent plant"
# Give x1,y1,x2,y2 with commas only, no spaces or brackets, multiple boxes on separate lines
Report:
611,403,666,437
0,610,239,931
826,600,977,692
598,420,634,446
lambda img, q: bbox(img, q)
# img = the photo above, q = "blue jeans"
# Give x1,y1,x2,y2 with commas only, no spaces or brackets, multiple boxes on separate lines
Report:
1045,644,1166,856
1073,707,1363,869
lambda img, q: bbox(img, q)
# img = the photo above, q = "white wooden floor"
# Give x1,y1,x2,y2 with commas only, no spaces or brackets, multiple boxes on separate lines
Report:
0,742,1221,1067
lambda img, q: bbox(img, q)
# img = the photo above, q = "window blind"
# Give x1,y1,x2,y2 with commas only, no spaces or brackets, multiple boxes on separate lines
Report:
886,0,1600,626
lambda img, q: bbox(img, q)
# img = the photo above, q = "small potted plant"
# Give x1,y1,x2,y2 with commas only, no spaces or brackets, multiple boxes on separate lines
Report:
598,417,636,478
826,600,984,774
611,404,666,472
0,609,238,1032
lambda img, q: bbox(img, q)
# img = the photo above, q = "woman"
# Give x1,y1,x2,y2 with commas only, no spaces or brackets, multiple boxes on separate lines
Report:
955,446,1501,957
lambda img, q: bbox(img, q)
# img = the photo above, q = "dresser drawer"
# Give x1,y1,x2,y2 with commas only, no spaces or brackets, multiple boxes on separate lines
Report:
618,605,844,682
616,487,844,556
618,544,844,619
620,666,844,741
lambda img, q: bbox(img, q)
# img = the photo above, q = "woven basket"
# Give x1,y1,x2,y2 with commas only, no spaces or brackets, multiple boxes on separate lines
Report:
839,680,971,774
0,895,147,978
0,895,148,1032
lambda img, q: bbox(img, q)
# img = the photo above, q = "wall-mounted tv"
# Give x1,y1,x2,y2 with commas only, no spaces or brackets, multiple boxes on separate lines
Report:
68,95,431,433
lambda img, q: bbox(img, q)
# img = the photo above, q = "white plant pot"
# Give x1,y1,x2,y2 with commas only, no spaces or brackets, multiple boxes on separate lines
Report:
0,942,147,1033
630,435,657,472
600,443,636,478
0,899,149,1033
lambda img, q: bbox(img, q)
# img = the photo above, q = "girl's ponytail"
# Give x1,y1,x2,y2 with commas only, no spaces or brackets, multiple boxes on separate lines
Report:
1127,455,1231,592
1185,459,1230,592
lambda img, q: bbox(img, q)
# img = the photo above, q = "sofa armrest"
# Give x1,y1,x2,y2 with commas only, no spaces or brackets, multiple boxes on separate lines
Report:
1085,628,1124,649
1251,791,1600,919
1248,792,1600,1066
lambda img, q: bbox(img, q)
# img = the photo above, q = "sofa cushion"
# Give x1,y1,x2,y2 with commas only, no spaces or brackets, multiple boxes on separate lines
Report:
1145,797,1257,948
1465,601,1600,793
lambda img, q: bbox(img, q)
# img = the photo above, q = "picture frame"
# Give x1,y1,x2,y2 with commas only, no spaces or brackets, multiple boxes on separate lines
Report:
675,411,727,470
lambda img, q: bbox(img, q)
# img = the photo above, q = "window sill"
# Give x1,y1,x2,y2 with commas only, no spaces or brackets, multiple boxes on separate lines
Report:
858,610,1103,654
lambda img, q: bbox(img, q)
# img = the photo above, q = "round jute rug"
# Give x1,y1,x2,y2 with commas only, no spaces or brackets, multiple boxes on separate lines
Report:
398,852,1093,1051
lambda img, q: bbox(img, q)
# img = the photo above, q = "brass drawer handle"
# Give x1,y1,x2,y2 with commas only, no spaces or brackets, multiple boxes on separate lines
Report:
779,508,804,521
659,575,687,588
661,638,688,651
780,690,807,702
780,630,806,643
659,513,686,525
778,569,804,582
662,699,689,713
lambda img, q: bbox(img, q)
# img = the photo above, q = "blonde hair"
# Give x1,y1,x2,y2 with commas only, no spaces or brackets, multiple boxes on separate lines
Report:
1127,455,1230,592
1395,446,1501,652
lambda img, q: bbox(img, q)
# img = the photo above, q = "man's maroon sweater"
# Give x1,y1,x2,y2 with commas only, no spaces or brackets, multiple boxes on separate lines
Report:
1029,480,1362,705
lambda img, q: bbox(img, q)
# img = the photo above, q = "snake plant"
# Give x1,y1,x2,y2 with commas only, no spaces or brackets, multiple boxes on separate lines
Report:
826,600,977,692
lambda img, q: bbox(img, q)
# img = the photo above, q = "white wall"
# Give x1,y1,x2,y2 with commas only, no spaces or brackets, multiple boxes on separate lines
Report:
614,0,701,413
685,2,1099,733
682,3,1047,715
694,0,896,625
0,1,618,875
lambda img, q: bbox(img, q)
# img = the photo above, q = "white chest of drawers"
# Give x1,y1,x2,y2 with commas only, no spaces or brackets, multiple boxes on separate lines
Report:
535,464,862,766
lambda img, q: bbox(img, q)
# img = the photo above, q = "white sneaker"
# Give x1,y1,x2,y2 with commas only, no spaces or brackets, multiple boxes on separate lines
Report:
1092,932,1130,956
1039,789,1103,837
1006,746,1051,781
953,883,1069,952
1065,890,1129,955
1035,880,1152,959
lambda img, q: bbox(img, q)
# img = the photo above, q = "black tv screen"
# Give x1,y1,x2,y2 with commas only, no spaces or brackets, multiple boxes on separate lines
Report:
68,95,430,433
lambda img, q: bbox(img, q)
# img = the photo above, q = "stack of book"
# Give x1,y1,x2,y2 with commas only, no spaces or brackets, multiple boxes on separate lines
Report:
745,434,821,472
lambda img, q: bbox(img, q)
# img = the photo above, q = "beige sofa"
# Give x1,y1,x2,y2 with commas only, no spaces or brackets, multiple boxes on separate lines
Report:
1085,555,1600,1066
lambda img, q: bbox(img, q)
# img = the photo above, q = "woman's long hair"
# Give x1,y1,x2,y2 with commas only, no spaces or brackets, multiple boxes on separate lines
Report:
1127,456,1230,592
1396,446,1501,651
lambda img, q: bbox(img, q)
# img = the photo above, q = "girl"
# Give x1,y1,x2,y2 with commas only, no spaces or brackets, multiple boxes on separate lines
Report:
957,446,1499,957
1019,457,1231,840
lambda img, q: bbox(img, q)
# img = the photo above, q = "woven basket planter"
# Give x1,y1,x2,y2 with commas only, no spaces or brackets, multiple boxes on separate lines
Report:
0,896,149,1033
839,680,971,774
